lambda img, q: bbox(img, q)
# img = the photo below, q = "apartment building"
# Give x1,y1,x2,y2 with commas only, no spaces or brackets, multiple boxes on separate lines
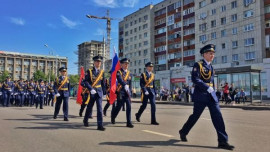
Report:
77,40,105,74
153,0,195,89
0,51,68,80
195,0,269,100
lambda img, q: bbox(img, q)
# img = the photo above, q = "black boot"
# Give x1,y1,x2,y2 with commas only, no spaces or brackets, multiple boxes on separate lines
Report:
218,142,235,150
135,113,140,122
97,126,106,131
126,123,134,128
179,130,187,142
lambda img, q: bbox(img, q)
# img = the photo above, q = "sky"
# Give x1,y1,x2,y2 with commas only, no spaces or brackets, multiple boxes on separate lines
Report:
0,0,161,74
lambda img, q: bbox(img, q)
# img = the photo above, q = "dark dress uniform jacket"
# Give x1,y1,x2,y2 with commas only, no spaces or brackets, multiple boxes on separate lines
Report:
82,68,106,97
117,68,132,96
140,72,156,96
192,59,218,102
54,76,70,97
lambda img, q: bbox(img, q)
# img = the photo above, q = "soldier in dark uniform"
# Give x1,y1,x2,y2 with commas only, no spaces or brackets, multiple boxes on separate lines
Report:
44,81,49,106
111,58,134,128
24,80,29,106
17,78,26,107
82,55,106,131
0,82,3,105
103,77,116,117
1,76,14,107
53,67,70,121
27,79,36,107
47,80,55,107
79,86,90,117
135,62,159,125
179,44,234,150
36,79,46,109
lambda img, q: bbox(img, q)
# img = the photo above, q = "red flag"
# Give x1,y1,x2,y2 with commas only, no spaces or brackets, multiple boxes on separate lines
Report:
76,66,85,105
109,52,121,104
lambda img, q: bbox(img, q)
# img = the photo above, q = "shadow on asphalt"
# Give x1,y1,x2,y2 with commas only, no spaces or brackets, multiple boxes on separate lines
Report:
4,114,127,130
99,139,218,149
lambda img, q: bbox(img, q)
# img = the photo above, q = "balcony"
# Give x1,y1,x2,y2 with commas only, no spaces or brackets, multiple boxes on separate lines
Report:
169,58,182,63
154,51,166,56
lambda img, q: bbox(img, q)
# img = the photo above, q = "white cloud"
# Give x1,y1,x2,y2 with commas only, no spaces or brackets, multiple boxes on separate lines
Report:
123,0,138,8
60,15,81,29
92,0,138,8
10,17,25,26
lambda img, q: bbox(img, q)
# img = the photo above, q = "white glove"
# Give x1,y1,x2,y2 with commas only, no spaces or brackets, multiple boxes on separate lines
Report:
11,93,14,95
24,93,26,95
90,89,97,95
145,91,149,95
124,85,129,92
56,93,60,97
207,87,214,93
36,95,38,97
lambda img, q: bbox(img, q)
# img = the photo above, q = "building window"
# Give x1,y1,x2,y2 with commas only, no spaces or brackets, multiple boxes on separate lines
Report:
211,32,216,39
244,38,255,46
143,24,148,29
212,57,217,64
221,29,226,37
245,52,255,60
266,35,270,48
184,39,195,46
199,12,207,20
125,32,128,36
232,41,238,48
138,51,141,56
232,27,238,35
130,21,133,26
244,10,254,18
266,20,270,28
222,56,227,63
265,5,270,14
125,23,128,29
183,28,195,36
183,7,194,16
231,1,237,9
183,49,195,57
231,14,237,22
211,9,216,15
244,0,254,7
144,59,148,64
183,17,194,26
167,15,174,26
144,15,148,20
232,54,239,61
199,23,207,31
220,5,226,12
144,32,148,38
199,35,207,42
199,0,206,8
211,0,216,3
222,43,226,49
244,23,254,32
221,17,226,25
144,49,148,55
144,41,148,46
211,20,216,28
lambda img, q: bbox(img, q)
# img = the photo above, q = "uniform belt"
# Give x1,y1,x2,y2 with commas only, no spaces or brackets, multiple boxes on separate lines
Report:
146,85,153,88
4,87,11,90
60,88,68,90
206,83,213,87
49,90,54,92
38,92,44,94
28,89,34,91
93,85,101,88
19,89,24,91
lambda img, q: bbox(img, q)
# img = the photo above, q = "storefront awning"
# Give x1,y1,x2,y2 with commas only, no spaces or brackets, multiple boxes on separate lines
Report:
215,65,262,74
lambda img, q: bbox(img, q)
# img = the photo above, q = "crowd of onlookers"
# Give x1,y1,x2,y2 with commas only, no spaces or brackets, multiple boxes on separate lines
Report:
155,83,247,104
216,83,247,104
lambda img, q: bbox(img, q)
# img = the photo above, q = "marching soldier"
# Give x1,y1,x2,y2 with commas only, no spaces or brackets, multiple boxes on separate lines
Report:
79,86,94,118
27,79,36,107
1,76,14,107
0,82,2,105
103,78,114,117
82,55,106,131
12,80,18,106
111,58,134,128
24,80,29,106
53,67,70,121
47,80,55,107
135,62,159,125
44,81,49,106
17,78,27,107
179,44,234,150
36,79,46,109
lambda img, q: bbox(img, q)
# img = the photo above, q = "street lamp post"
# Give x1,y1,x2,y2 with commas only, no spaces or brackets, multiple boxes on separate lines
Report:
44,44,58,81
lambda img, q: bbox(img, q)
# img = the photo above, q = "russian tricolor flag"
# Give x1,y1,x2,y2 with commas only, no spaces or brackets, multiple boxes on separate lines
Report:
109,51,121,104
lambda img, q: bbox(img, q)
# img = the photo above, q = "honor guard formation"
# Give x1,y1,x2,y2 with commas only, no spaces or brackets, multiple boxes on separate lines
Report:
0,44,235,150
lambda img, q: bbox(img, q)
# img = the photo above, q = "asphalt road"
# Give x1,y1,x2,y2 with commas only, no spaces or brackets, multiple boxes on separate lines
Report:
0,99,269,152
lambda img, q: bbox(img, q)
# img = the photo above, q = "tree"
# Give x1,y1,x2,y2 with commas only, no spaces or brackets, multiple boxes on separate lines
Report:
69,74,80,88
33,70,46,81
47,71,56,82
0,71,9,82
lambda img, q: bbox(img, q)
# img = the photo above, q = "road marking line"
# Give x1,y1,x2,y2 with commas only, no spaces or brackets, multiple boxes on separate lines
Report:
201,118,211,121
142,130,174,138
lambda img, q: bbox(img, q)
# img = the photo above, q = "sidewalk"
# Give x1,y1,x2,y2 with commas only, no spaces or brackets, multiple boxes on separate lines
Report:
71,97,270,110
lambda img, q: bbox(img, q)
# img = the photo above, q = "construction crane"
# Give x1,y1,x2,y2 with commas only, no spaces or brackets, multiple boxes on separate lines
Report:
86,10,122,60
